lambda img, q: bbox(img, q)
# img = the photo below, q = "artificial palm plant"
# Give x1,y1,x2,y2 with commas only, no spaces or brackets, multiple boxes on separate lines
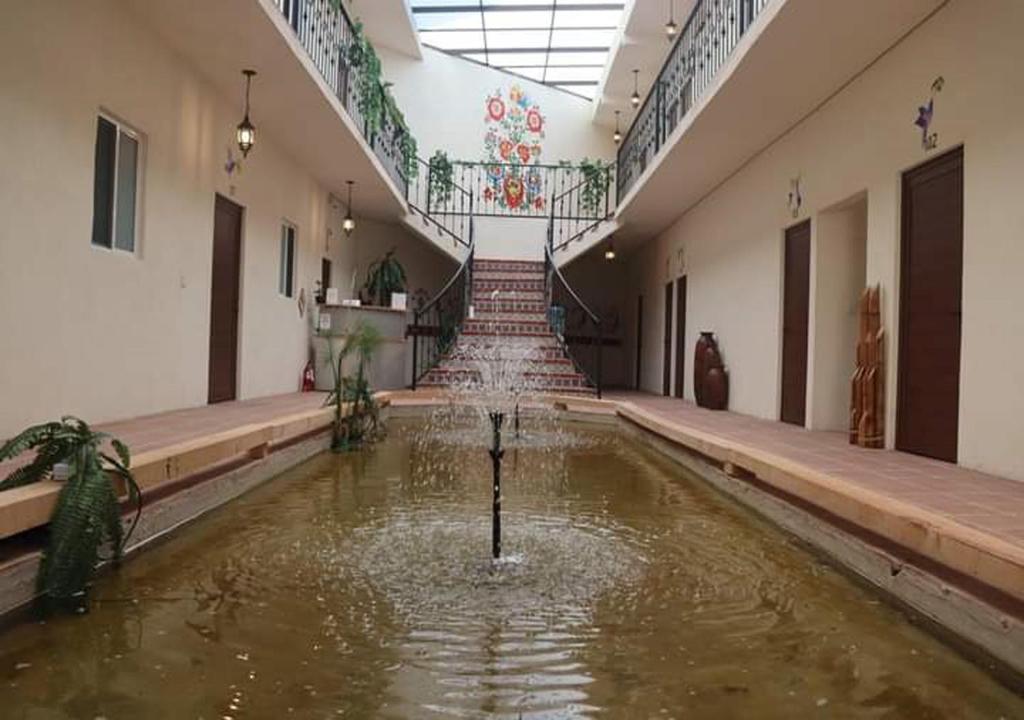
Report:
324,321,383,451
364,248,407,307
0,417,141,609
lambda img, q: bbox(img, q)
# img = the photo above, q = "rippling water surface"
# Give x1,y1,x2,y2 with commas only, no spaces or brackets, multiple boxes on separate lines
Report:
1,420,1021,719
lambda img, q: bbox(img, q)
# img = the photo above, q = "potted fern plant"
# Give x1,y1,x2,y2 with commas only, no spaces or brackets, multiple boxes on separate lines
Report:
0,417,141,610
363,248,407,307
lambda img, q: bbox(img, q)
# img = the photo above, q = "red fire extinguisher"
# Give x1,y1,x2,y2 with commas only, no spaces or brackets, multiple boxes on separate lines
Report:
302,361,316,392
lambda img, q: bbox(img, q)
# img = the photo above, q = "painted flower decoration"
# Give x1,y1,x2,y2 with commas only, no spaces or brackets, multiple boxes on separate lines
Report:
534,196,545,210
487,96,505,122
482,84,546,213
527,109,543,134
503,175,525,209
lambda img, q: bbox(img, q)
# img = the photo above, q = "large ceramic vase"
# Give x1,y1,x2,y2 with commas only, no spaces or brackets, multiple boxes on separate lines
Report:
705,366,729,411
694,332,715,406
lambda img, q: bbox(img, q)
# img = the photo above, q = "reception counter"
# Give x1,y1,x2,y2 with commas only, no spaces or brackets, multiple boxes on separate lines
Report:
312,304,410,391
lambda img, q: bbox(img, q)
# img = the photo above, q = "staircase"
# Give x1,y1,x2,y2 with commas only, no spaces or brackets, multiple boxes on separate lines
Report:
417,259,597,395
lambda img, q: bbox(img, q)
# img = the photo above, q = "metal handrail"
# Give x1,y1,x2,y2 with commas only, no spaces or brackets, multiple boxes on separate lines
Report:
549,162,616,253
407,156,473,248
544,224,603,398
409,203,476,388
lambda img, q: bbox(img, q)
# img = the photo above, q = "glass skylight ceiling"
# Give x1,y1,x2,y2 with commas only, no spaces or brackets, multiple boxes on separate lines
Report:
409,1,626,100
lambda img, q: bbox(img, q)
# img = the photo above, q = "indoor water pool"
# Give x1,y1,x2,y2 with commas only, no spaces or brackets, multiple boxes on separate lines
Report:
0,420,1021,718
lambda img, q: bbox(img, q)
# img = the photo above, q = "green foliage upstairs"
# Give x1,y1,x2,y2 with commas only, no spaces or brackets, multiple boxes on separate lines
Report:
347,22,418,180
0,417,141,610
364,248,407,307
323,321,384,452
428,151,455,209
578,158,612,215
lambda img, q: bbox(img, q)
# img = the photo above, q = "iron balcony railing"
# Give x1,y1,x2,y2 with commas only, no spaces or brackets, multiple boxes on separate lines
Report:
617,0,771,201
549,163,616,254
273,0,412,193
414,162,615,220
406,157,474,249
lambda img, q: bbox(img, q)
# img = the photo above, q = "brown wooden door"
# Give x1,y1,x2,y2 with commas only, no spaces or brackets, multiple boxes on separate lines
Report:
635,295,644,390
897,147,963,462
674,277,687,398
208,195,243,404
781,220,811,425
663,282,674,395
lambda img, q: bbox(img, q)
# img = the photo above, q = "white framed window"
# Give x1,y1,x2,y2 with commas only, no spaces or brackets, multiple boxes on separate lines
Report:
279,223,297,297
91,114,141,253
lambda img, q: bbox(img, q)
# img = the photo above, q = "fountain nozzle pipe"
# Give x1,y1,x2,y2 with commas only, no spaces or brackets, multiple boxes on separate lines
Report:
489,411,505,560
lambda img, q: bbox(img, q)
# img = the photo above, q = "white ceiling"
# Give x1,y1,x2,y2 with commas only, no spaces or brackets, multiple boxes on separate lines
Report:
345,0,423,59
404,0,629,100
593,0,698,128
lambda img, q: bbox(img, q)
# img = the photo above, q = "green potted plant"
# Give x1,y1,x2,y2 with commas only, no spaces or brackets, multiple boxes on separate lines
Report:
0,417,141,610
363,248,407,307
324,320,383,451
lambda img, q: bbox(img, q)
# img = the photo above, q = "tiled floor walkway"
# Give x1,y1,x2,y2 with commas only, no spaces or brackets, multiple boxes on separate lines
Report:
4,389,1021,558
0,393,328,476
606,391,1024,549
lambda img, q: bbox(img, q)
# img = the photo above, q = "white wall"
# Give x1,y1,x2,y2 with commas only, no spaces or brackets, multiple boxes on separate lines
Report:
620,0,1024,480
0,0,448,437
808,197,867,432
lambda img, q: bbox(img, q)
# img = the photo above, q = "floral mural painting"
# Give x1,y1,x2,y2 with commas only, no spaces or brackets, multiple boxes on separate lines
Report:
483,85,546,212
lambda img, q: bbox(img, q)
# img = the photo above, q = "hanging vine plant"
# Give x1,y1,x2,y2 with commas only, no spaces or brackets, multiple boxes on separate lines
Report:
428,150,455,209
345,21,418,180
578,158,612,216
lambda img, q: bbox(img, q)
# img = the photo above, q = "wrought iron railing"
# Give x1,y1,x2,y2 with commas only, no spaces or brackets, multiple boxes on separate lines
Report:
273,0,412,193
407,157,474,249
549,163,616,253
419,162,613,220
409,217,475,389
617,0,771,200
545,229,603,398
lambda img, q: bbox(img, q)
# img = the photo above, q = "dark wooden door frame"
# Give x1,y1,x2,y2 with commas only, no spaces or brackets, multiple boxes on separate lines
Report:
208,194,243,404
896,146,963,462
780,219,811,426
663,281,674,395
635,295,644,390
674,276,687,398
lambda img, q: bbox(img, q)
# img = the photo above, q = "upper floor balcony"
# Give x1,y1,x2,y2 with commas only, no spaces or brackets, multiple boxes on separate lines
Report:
607,0,945,247
134,0,416,222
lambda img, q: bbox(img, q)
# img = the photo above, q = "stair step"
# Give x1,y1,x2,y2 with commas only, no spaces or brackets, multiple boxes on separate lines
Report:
471,311,548,323
473,278,544,292
421,368,593,389
472,299,547,314
473,259,544,273
473,270,544,282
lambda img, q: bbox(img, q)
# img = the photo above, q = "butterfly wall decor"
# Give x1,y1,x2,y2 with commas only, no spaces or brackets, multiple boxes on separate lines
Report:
914,76,944,151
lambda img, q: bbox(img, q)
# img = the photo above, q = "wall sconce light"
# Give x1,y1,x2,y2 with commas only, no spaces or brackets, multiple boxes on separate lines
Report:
631,69,641,109
665,0,678,39
236,69,257,158
604,243,616,261
343,180,356,236
613,111,622,144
